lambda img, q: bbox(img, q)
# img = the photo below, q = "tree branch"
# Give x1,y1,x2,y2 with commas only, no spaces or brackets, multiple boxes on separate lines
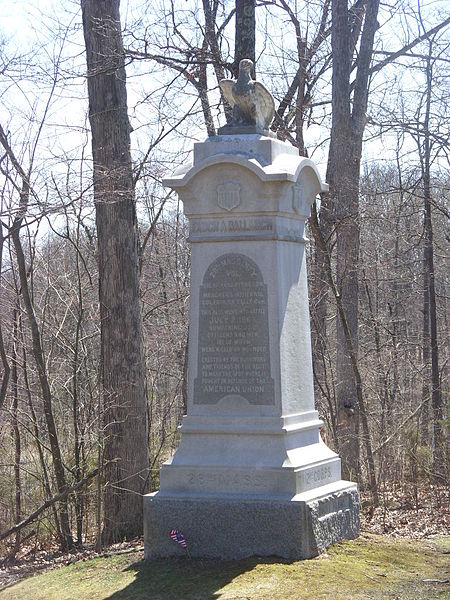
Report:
0,468,98,542
368,16,450,78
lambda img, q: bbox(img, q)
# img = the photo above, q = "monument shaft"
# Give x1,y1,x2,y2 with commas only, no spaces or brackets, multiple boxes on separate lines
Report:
144,134,359,559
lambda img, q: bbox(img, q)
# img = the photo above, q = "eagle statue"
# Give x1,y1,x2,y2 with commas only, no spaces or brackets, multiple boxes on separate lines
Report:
219,59,275,131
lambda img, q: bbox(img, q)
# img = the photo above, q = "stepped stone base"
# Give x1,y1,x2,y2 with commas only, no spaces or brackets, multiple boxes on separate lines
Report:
143,481,359,560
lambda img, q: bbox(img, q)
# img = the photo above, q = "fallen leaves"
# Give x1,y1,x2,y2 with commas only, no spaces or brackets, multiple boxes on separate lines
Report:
360,483,449,539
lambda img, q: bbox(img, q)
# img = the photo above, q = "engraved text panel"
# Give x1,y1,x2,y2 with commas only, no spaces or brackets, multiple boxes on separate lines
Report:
194,253,274,405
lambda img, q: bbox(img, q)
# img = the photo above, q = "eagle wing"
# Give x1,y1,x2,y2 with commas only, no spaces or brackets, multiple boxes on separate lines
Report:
219,79,235,108
254,81,275,129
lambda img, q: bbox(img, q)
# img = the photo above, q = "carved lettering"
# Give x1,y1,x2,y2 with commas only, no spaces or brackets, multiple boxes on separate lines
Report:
300,465,332,488
190,217,273,235
194,254,274,405
186,471,265,489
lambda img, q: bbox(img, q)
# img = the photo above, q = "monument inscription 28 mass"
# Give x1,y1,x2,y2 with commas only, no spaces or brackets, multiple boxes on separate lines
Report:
194,253,274,405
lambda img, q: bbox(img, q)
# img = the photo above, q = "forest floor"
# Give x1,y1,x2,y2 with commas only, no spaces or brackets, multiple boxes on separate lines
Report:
0,484,448,599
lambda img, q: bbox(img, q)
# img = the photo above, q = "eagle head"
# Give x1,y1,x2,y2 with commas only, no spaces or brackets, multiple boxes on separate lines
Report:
239,59,253,75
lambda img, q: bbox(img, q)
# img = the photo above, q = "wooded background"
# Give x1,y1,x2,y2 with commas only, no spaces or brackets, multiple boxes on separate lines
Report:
0,0,448,557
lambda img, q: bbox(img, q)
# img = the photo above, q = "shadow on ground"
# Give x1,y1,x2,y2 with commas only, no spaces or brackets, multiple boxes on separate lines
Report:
105,555,286,600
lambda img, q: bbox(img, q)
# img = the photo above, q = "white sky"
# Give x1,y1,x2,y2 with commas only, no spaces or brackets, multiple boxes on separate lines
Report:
0,0,448,229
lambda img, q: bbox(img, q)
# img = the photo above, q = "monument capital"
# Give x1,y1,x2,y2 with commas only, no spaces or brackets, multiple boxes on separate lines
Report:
163,135,328,246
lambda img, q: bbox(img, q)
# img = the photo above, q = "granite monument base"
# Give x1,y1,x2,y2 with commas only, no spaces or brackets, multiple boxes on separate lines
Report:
143,481,359,560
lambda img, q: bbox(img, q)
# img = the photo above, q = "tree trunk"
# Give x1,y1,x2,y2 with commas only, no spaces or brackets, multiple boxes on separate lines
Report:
0,124,73,549
333,134,362,481
421,41,443,481
327,0,380,481
202,0,233,123
421,245,431,444
311,204,379,505
20,333,63,548
327,0,358,479
0,223,11,410
12,305,21,558
234,0,256,77
81,0,149,543
73,214,85,546
11,223,73,550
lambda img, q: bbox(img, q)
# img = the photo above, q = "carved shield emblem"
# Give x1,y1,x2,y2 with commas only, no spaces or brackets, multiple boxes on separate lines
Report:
217,182,241,211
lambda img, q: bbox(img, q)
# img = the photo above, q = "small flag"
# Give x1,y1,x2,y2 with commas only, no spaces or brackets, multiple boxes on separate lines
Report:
169,528,187,548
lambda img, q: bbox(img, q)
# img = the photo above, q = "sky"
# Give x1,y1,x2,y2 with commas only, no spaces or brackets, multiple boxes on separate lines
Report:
0,0,448,232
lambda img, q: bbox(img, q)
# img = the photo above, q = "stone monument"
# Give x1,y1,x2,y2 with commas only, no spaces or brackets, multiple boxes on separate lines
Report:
143,60,359,560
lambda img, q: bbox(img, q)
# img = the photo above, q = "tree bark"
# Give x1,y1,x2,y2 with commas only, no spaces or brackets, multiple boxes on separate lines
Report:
327,0,358,479
420,40,443,481
0,223,10,410
234,0,256,77
81,0,149,543
202,0,233,123
326,0,380,480
11,305,21,557
421,243,431,444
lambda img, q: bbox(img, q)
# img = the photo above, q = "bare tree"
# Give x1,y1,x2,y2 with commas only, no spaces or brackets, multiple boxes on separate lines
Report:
414,36,445,481
81,0,149,543
0,126,74,550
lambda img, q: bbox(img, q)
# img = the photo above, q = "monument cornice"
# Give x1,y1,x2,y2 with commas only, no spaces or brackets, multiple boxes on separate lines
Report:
163,151,329,193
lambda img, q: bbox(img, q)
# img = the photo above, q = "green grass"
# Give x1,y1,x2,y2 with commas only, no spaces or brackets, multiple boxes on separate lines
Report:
1,534,449,599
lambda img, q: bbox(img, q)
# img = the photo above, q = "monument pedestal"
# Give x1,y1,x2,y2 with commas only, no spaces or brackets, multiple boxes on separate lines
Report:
144,134,359,559
144,482,359,560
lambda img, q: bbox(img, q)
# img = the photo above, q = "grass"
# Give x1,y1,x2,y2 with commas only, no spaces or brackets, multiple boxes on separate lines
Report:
1,534,448,599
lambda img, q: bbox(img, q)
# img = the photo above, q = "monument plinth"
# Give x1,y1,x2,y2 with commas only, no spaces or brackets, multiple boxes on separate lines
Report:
143,132,359,559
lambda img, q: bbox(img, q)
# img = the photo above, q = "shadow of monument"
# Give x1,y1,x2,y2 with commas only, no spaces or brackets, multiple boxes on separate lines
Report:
105,555,293,599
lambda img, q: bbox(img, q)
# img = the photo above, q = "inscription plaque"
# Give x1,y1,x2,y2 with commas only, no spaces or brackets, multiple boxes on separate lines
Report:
194,253,274,405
